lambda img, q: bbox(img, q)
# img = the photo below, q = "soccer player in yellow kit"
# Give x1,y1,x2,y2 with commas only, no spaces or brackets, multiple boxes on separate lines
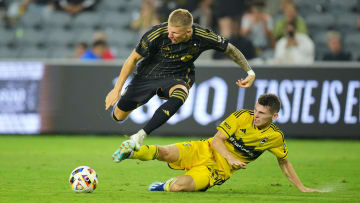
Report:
114,93,323,192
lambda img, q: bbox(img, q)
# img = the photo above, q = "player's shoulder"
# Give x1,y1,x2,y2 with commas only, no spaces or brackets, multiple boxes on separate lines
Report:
193,23,222,42
232,109,254,117
143,22,168,42
269,123,285,140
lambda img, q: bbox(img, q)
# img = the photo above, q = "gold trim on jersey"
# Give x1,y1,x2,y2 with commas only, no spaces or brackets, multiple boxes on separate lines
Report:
185,68,191,88
148,26,168,42
147,63,160,76
194,28,218,41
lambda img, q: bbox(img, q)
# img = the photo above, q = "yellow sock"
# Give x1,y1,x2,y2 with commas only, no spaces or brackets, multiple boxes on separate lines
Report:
131,145,159,161
164,178,175,192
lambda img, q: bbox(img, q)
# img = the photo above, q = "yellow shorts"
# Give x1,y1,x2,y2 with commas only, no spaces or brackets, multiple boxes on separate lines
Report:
168,139,230,191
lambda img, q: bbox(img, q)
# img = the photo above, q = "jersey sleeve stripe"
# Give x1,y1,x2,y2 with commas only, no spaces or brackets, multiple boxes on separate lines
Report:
148,27,168,42
218,126,231,137
195,27,218,38
195,29,218,41
195,28,218,38
233,109,253,118
147,26,167,39
233,110,245,117
270,124,285,142
195,32,218,41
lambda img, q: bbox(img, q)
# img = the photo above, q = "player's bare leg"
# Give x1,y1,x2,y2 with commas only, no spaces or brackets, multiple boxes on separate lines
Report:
112,106,132,123
168,175,196,192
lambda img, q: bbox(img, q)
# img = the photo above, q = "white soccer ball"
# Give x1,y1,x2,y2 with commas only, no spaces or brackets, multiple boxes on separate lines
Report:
69,166,98,193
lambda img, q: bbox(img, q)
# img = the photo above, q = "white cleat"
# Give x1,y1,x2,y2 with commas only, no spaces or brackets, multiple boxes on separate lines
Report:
130,129,147,151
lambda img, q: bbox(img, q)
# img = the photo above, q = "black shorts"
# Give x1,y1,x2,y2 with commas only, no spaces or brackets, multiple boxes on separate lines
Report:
117,76,194,112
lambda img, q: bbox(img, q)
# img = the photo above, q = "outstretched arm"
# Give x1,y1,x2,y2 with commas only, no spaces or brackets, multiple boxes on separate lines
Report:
211,131,247,169
277,158,323,192
105,50,143,110
225,43,255,88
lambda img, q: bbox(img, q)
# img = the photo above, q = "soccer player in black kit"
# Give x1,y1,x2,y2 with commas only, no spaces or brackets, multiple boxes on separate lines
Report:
105,9,256,162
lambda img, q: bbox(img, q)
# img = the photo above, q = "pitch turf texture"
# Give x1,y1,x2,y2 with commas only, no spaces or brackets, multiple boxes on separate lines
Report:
0,136,359,203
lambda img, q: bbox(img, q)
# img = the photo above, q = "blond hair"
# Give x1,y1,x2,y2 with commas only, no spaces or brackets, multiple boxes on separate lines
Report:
168,8,193,28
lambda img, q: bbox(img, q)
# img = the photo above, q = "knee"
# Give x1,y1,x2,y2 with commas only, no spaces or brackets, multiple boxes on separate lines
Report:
169,179,195,192
158,147,171,161
157,145,178,162
112,107,129,121
170,183,186,192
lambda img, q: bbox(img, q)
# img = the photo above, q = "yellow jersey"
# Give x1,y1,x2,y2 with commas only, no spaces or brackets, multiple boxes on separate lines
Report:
216,109,288,164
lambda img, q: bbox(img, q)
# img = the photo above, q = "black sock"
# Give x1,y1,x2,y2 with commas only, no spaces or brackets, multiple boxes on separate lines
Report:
143,89,187,134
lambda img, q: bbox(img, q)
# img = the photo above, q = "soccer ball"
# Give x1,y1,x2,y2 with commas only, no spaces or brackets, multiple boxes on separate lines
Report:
69,166,98,193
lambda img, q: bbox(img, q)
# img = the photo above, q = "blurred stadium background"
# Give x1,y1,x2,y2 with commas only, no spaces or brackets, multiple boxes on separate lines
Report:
0,0,359,138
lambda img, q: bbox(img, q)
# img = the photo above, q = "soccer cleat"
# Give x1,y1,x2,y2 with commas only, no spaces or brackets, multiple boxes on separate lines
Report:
148,178,174,191
148,182,166,191
130,129,147,151
112,140,136,163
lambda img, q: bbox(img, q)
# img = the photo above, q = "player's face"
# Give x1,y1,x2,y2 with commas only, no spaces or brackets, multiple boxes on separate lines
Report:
168,24,192,44
254,103,278,129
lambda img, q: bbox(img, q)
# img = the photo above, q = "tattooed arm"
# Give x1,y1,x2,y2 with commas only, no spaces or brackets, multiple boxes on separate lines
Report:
225,43,255,88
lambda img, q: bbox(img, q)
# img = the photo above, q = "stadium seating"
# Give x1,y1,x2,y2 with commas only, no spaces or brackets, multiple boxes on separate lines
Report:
72,12,102,30
46,28,77,47
335,13,358,32
306,13,336,32
327,0,358,14
43,12,73,29
1,0,359,61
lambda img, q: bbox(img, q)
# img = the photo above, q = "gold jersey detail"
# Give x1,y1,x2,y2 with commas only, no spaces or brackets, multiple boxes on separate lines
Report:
181,54,193,62
148,27,168,42
217,110,288,163
162,109,170,116
147,26,167,39
194,28,218,41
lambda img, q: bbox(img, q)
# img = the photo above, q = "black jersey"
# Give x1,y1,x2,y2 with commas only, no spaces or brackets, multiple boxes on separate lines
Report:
134,22,228,80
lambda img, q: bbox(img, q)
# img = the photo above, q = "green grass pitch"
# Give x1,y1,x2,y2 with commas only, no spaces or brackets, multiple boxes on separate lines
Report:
0,135,359,203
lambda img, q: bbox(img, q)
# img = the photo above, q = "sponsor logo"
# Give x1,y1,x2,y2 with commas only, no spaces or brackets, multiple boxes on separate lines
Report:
260,138,268,145
162,109,170,116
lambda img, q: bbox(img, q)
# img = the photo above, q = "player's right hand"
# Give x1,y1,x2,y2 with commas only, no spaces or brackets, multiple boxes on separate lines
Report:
105,89,120,110
226,156,247,169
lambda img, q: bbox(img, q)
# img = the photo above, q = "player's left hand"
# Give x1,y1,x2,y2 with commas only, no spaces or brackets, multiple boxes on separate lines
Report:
236,74,255,88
